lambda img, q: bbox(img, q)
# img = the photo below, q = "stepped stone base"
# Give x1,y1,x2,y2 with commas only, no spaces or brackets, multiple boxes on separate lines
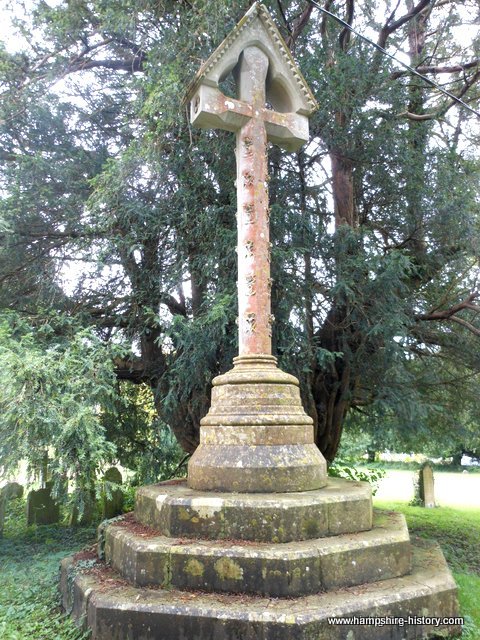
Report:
61,478,461,639
60,541,460,640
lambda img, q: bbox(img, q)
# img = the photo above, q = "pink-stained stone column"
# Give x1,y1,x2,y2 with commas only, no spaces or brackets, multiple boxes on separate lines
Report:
236,46,272,356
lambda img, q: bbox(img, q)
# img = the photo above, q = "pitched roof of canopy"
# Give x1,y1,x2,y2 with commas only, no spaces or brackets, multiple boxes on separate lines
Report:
186,2,318,116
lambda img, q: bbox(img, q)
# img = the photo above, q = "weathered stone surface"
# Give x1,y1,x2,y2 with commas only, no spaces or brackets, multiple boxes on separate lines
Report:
187,3,317,151
185,0,328,496
102,467,124,520
103,510,411,596
26,481,60,525
0,482,24,536
420,464,436,508
189,356,327,492
2,482,24,500
135,478,373,542
189,442,327,493
61,541,461,640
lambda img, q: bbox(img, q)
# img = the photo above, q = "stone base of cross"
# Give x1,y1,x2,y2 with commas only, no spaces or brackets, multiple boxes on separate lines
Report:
186,6,327,492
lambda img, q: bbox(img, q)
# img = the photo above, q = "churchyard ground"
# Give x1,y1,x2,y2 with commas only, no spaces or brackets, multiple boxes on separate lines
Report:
0,470,479,639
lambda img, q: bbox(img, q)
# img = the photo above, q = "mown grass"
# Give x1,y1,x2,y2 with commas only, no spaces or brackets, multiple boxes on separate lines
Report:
375,499,480,639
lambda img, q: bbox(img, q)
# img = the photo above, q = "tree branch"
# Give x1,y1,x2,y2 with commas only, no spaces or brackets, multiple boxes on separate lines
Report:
450,316,480,337
391,59,480,79
160,293,187,317
276,0,292,35
339,0,355,51
286,3,314,48
416,293,479,323
65,56,145,74
378,0,432,49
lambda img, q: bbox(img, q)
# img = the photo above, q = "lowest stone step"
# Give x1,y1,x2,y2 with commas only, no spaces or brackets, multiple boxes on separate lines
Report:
60,540,460,640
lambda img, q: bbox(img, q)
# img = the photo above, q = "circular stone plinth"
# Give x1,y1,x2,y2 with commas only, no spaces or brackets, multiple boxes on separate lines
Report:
188,443,327,493
135,478,372,542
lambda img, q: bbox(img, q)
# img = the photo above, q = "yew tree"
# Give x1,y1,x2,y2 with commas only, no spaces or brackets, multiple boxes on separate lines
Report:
0,0,479,466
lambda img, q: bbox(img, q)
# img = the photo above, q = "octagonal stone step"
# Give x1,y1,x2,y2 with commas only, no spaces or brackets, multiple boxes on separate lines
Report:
135,478,372,543
103,510,411,597
61,540,460,640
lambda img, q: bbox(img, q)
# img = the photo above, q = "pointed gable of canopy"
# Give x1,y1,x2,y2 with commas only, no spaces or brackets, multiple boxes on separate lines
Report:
186,2,317,117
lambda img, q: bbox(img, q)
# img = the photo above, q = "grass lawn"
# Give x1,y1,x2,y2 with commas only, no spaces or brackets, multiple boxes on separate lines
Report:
375,499,480,639
1,496,478,639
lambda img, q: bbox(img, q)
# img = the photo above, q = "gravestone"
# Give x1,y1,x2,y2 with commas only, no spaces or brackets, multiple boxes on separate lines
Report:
26,481,60,525
420,463,436,508
102,467,124,519
61,5,460,638
3,482,24,500
0,482,24,537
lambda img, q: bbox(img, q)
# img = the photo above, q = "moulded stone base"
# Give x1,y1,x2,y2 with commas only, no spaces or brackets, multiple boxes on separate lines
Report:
134,478,373,542
188,355,328,492
60,541,461,640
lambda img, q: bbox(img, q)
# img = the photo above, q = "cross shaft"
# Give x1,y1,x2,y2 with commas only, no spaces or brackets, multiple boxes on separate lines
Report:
192,45,307,356
236,46,271,355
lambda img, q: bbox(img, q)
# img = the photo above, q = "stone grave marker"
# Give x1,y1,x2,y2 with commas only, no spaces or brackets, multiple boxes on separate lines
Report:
0,482,24,537
26,480,60,525
102,467,124,519
420,463,436,508
3,482,24,500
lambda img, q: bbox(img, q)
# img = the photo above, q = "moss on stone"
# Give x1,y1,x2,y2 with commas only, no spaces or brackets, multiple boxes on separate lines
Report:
185,558,205,577
214,557,243,581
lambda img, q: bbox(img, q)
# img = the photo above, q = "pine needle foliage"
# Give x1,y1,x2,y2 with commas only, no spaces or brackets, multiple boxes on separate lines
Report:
0,0,478,464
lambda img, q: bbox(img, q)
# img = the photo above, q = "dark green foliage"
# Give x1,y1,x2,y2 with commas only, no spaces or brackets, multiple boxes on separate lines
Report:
0,312,123,505
0,0,478,467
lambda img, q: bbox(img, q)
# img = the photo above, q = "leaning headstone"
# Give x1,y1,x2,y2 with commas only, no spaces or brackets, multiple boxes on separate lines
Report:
102,467,124,519
26,481,60,525
0,482,25,537
3,482,24,500
419,463,436,508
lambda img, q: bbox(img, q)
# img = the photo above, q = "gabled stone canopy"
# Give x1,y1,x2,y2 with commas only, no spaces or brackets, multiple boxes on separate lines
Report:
186,2,317,118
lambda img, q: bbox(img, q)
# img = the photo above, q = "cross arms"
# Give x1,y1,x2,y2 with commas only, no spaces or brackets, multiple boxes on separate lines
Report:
190,84,309,152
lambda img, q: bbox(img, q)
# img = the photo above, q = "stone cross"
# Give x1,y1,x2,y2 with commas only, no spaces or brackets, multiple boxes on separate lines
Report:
188,2,316,357
186,3,326,493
